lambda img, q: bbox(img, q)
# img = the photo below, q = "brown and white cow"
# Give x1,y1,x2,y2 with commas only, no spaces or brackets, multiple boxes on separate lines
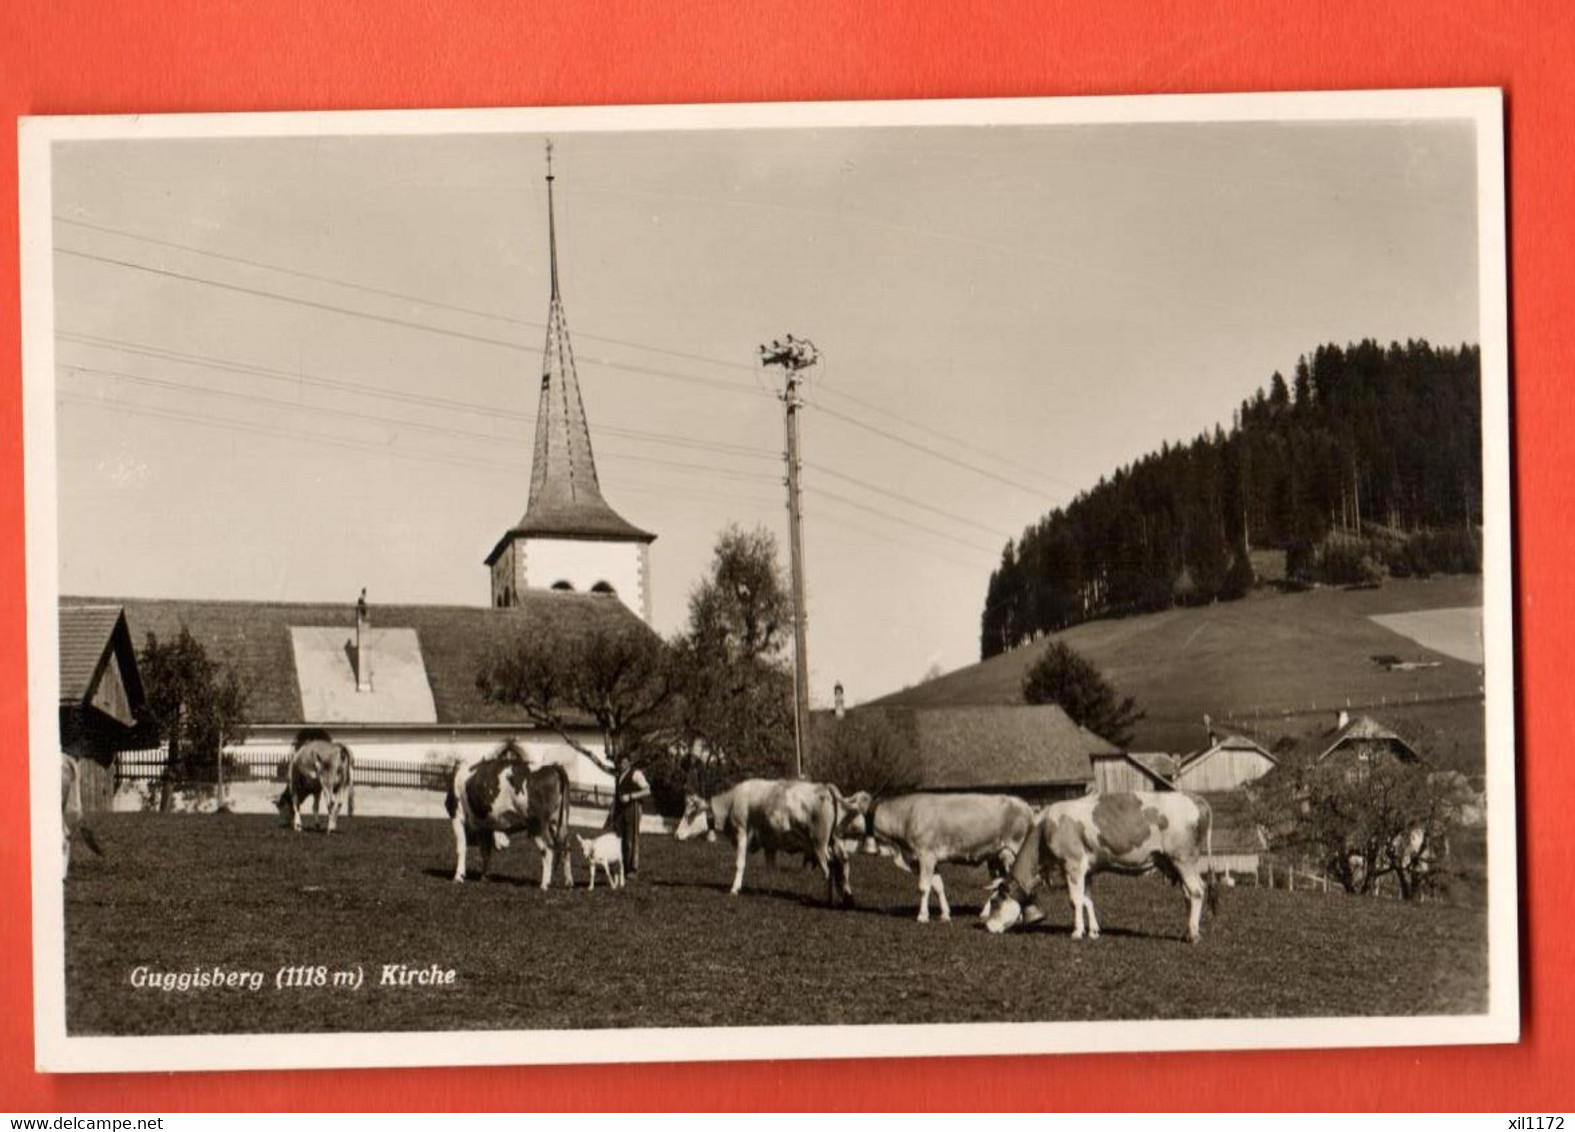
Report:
839,792,1035,923
984,791,1219,943
674,778,856,906
61,753,103,875
277,738,355,833
446,740,573,889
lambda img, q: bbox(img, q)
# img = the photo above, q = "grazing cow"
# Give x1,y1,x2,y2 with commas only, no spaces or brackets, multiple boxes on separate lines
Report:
985,791,1219,943
839,792,1035,923
674,778,856,906
576,831,625,891
277,738,355,833
446,741,573,889
61,753,103,875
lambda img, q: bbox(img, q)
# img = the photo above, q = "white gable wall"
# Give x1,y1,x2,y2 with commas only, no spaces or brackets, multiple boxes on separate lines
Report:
514,537,649,622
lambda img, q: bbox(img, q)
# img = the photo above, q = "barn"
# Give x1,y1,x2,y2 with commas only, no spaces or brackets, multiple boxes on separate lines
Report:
1090,751,1178,793
815,703,1116,804
1173,732,1277,792
58,604,148,812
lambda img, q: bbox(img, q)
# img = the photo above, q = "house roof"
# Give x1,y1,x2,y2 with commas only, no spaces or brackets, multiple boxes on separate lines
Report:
63,592,646,727
816,703,1115,791
1179,732,1276,770
59,604,127,704
1318,714,1422,762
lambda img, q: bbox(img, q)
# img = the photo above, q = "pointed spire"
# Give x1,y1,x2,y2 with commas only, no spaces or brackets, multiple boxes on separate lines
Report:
545,139,560,302
492,143,653,553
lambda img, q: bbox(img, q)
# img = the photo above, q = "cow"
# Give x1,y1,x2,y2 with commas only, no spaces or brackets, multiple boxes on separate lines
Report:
984,791,1220,943
277,738,355,833
838,792,1035,923
61,753,103,875
575,831,625,891
446,741,573,889
674,778,856,906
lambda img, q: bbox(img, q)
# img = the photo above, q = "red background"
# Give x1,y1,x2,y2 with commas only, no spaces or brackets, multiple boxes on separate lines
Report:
1,0,1569,1112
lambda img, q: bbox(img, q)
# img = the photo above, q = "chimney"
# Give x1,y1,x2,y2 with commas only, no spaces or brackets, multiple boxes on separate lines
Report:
354,588,372,693
834,682,845,720
1336,708,1350,731
1204,713,1216,747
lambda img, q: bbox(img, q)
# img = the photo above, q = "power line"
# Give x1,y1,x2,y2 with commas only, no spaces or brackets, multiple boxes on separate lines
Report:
804,460,1013,540
805,509,993,575
814,382,1075,492
59,363,779,484
54,246,768,399
54,215,764,376
809,400,1057,499
806,487,1000,557
58,392,990,577
58,332,779,462
57,222,1083,491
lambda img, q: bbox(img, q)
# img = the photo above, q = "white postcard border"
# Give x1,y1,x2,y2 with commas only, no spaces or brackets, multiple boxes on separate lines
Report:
20,87,1518,1074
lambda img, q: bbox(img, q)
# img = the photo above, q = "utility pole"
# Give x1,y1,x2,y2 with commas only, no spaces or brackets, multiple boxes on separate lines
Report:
760,334,820,778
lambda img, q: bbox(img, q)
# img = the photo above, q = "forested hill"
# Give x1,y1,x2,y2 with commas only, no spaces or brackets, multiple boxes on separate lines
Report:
980,339,1482,660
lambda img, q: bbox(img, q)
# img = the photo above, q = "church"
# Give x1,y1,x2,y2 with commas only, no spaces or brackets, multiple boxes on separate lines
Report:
59,149,657,806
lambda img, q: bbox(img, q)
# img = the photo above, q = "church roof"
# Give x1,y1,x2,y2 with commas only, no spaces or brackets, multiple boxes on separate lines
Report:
488,150,653,560
65,592,645,727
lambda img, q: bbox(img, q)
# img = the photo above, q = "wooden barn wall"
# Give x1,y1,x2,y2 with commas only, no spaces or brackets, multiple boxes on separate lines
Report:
1093,759,1155,794
1176,748,1274,792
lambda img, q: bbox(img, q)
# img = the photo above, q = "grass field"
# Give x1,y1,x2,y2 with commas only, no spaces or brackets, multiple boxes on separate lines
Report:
64,814,1489,1035
878,576,1485,763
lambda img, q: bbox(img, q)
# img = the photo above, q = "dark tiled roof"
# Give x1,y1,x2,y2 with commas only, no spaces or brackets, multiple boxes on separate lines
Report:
58,604,126,704
63,592,647,726
1319,714,1422,762
485,285,655,555
815,704,1114,791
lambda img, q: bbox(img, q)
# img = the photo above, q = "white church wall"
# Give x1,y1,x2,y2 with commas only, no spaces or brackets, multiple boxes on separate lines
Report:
233,725,617,792
515,537,648,621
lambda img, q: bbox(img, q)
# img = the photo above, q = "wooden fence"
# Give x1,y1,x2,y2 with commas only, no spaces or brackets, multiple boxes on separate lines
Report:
113,747,616,808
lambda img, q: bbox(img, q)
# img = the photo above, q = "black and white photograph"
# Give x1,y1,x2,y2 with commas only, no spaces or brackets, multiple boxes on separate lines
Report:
21,90,1516,1072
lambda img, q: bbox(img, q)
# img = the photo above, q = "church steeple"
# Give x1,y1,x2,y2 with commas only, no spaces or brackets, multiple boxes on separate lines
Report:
487,143,655,619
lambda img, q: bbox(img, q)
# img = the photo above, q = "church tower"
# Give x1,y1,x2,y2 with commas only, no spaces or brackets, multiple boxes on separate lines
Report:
485,144,656,621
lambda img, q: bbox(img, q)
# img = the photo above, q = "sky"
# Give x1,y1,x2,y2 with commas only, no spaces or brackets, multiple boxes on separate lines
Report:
49,115,1481,706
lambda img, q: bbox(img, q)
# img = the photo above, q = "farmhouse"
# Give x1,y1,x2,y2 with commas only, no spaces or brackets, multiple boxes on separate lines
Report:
815,703,1115,804
1318,710,1423,766
57,153,656,800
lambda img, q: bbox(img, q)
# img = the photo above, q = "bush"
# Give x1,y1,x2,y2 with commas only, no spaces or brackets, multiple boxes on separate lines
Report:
1314,539,1383,586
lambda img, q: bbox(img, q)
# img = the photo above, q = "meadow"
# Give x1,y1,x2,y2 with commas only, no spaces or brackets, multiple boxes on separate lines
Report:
883,576,1485,764
64,813,1489,1035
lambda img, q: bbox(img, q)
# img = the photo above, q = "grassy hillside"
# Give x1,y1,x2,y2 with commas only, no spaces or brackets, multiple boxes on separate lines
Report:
875,576,1485,768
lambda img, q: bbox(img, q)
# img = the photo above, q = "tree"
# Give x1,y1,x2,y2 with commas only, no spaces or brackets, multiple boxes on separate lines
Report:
139,629,250,811
1020,641,1142,747
1250,748,1471,899
808,711,922,797
477,620,680,778
668,526,798,792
